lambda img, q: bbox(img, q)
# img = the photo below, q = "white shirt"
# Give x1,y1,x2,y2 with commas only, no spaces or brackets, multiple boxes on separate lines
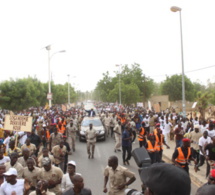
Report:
61,173,73,192
18,132,27,145
193,120,199,125
159,119,165,130
0,156,10,164
200,125,208,134
0,179,24,195
143,118,149,127
3,136,11,152
163,122,172,134
198,136,212,155
129,121,136,129
207,130,215,138
61,173,81,192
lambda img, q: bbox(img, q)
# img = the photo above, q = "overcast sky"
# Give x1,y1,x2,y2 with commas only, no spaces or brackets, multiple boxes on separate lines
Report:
0,0,215,92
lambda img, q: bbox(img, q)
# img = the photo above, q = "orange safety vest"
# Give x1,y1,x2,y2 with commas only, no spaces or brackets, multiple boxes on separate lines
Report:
175,147,191,167
138,127,145,141
61,120,67,131
121,118,126,125
46,129,50,139
57,123,65,134
153,128,158,135
146,140,158,152
155,134,164,151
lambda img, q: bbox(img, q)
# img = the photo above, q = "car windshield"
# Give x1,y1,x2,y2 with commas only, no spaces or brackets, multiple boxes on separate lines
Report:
82,119,102,127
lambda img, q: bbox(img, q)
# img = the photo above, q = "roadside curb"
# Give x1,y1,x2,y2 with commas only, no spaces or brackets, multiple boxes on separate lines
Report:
162,154,204,187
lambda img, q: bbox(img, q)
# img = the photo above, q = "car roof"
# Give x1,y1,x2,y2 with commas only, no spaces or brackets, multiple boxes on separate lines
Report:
83,116,100,121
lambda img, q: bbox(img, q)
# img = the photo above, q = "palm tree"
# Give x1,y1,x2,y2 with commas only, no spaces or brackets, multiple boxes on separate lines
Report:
196,91,212,120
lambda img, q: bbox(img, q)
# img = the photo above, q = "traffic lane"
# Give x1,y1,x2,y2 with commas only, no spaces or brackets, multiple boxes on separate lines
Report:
68,137,199,195
68,137,143,194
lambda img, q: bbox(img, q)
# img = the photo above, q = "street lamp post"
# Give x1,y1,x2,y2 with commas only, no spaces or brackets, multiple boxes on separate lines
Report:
45,45,66,108
67,74,70,105
171,6,186,117
116,64,122,105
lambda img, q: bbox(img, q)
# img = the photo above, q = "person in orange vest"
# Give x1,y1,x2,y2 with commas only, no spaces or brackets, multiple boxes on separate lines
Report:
145,134,159,164
138,122,147,148
172,138,197,173
58,121,66,135
154,127,170,162
153,123,160,135
120,113,127,130
61,117,67,134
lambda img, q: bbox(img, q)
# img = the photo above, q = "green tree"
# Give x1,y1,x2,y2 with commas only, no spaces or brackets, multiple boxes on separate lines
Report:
205,80,215,105
52,83,76,104
95,63,155,104
152,82,162,96
0,77,46,111
161,74,195,101
108,82,140,105
193,82,206,98
196,91,212,120
94,71,115,102
120,63,154,102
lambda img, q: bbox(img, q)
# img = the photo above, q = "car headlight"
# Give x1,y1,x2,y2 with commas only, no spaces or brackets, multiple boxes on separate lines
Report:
98,130,105,135
80,131,85,135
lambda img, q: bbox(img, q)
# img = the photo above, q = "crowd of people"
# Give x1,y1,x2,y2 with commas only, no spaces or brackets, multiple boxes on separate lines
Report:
0,103,214,194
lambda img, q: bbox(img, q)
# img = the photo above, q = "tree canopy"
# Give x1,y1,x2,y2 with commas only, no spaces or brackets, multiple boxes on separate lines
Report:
94,63,155,105
160,74,195,101
0,77,76,111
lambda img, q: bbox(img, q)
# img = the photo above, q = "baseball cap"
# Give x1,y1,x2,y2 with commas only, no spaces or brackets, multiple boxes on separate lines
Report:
68,160,76,167
140,163,191,195
210,169,215,178
182,138,191,143
42,157,51,166
3,168,17,176
156,123,160,126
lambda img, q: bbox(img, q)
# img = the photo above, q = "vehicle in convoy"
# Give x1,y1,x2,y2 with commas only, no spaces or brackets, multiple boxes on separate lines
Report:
79,116,106,141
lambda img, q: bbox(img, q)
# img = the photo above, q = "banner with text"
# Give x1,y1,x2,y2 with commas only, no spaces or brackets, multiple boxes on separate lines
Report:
4,115,33,132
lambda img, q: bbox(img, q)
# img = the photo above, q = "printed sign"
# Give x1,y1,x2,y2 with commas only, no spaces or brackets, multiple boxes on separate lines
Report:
137,102,143,107
4,115,33,132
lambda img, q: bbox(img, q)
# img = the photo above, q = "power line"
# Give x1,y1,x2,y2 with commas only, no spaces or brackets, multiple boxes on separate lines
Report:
185,65,215,73
150,64,215,78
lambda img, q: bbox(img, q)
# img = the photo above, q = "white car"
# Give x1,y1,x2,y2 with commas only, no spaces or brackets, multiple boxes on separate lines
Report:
79,117,106,141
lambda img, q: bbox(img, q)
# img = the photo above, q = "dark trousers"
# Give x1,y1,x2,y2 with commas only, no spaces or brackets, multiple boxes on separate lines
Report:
175,139,183,149
64,154,68,173
197,154,205,168
122,145,131,163
196,154,210,177
110,126,114,137
148,152,158,164
206,161,210,177
139,140,146,148
177,163,189,174
183,164,189,174
157,149,163,162
132,130,136,142
145,127,150,134
192,148,200,165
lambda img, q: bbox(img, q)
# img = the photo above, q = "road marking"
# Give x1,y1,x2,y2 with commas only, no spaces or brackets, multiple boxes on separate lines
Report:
95,144,106,172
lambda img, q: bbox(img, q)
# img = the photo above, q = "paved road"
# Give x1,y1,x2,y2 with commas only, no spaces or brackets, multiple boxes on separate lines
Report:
68,136,199,195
